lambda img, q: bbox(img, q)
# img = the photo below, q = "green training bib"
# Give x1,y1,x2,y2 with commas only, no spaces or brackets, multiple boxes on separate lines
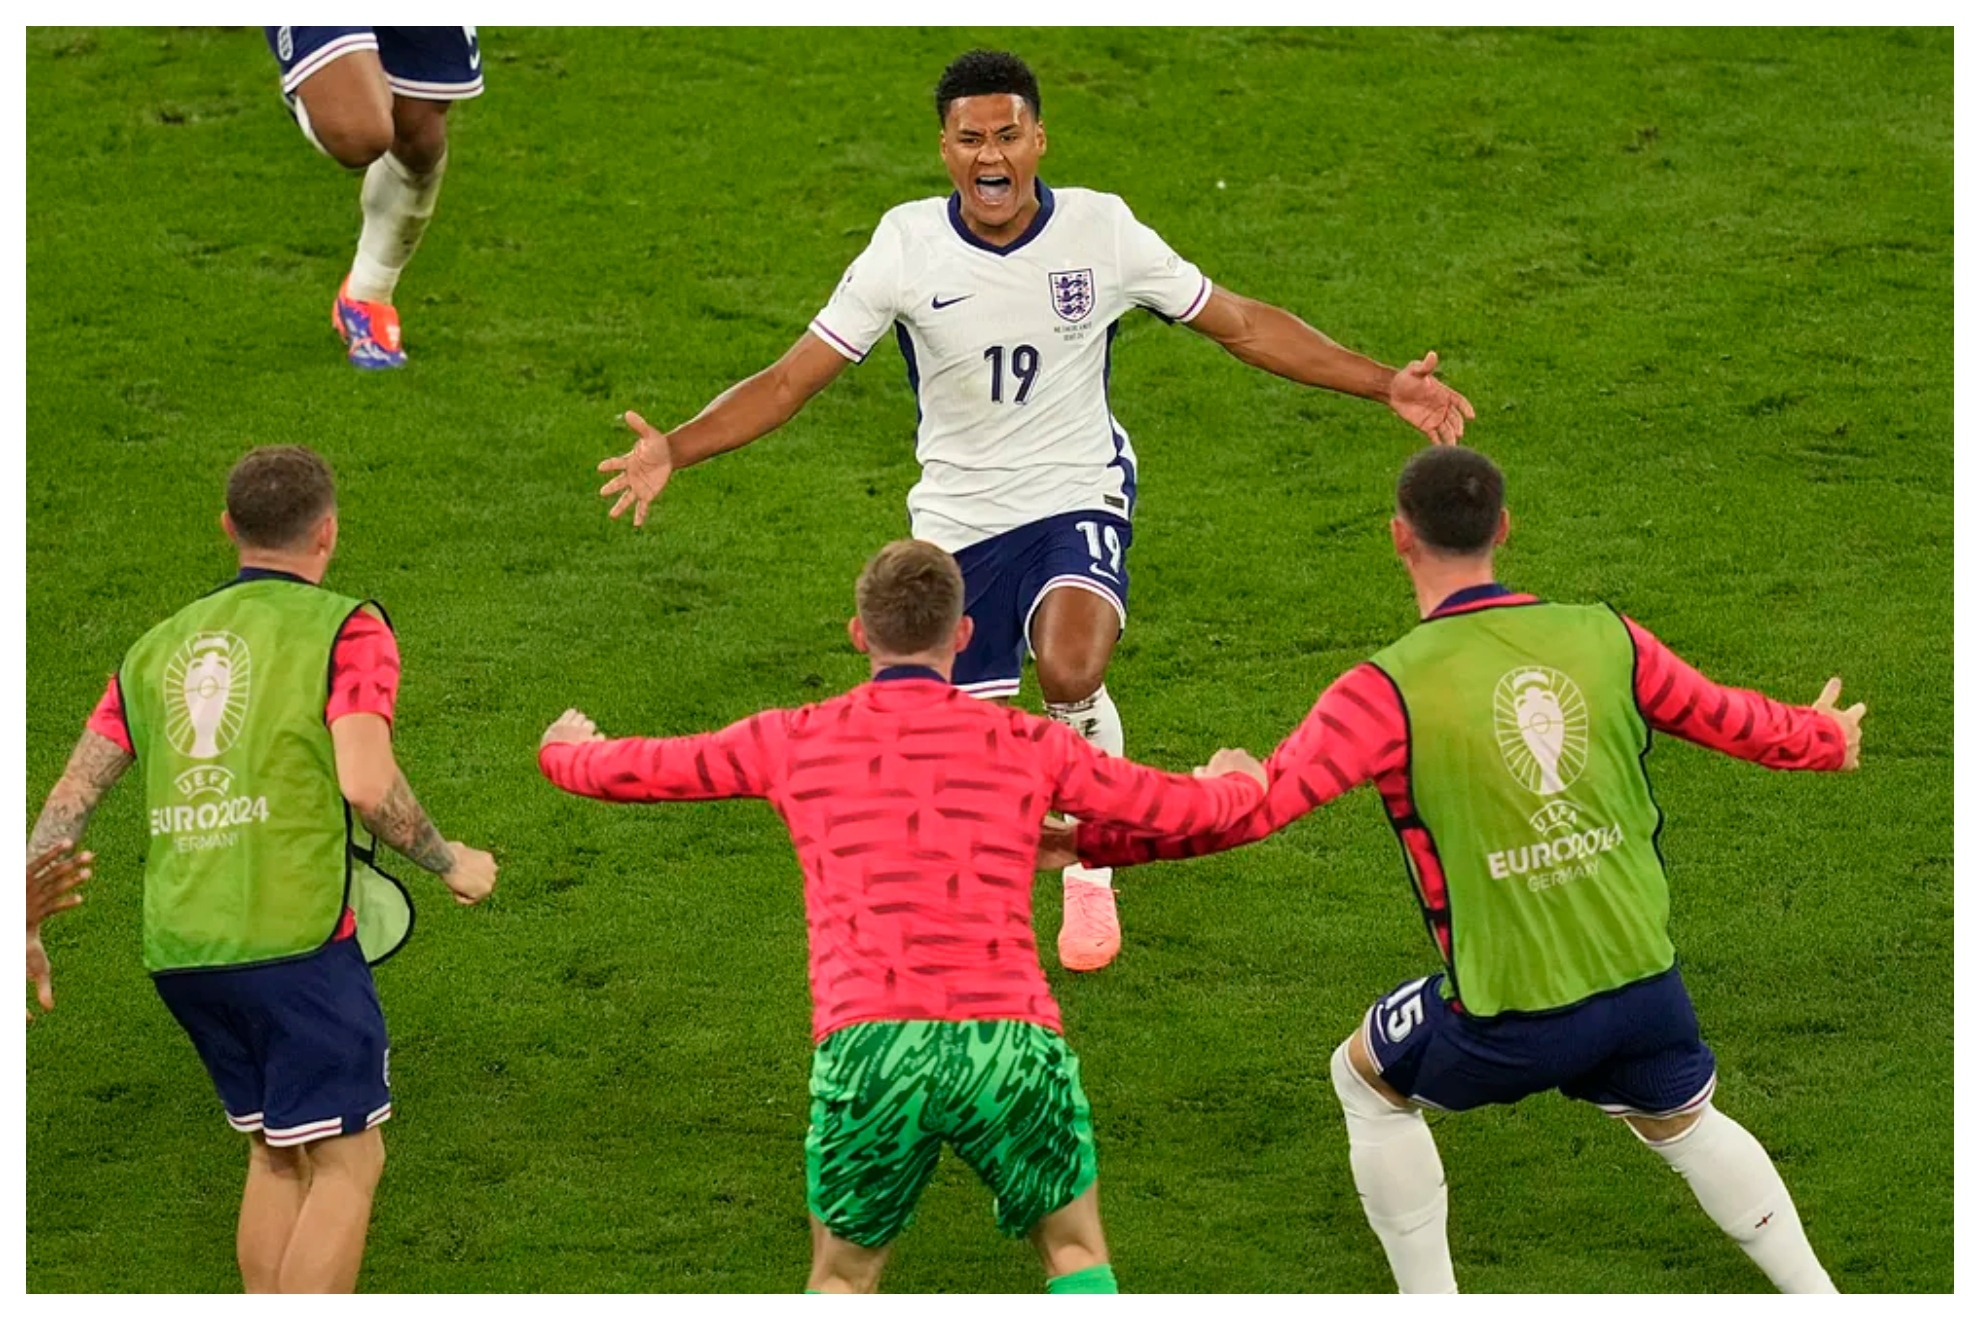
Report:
120,577,413,973
1370,602,1671,1015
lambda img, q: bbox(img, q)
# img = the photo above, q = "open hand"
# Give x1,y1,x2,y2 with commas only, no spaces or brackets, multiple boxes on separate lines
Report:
598,411,675,527
27,841,90,929
1388,352,1475,446
443,844,499,906
1036,817,1078,872
542,708,604,750
1810,677,1865,771
1198,747,1267,790
26,842,91,1023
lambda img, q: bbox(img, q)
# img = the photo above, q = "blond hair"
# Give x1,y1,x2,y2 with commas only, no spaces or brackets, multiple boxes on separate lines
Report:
856,540,965,655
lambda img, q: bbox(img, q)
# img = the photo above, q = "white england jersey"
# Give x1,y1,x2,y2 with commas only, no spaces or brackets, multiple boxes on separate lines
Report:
808,183,1212,552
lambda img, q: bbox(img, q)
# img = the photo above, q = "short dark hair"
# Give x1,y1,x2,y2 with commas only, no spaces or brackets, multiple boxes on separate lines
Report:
1396,447,1505,556
226,445,337,550
935,50,1040,126
857,540,965,655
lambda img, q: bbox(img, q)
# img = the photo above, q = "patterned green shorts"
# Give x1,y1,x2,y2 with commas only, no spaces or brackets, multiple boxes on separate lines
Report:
805,1019,1098,1248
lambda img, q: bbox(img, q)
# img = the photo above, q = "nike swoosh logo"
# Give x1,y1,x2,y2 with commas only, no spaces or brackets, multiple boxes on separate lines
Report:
931,295,972,310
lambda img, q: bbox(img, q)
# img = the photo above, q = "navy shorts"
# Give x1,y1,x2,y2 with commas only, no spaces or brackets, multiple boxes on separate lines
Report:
1363,966,1718,1119
154,937,392,1147
951,511,1133,699
267,26,485,101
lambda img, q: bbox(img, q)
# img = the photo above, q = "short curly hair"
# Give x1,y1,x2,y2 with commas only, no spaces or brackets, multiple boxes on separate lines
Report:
935,49,1040,125
226,445,337,550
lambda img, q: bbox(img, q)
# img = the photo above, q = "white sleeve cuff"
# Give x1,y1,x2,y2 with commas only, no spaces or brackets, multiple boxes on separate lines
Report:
1176,276,1214,324
808,319,868,363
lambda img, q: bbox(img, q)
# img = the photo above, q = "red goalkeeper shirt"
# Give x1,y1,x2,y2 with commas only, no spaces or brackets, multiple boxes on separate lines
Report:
1076,586,1848,905
538,667,1264,1041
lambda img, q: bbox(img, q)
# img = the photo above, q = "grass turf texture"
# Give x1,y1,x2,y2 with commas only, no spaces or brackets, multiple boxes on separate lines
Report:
24,26,1950,1293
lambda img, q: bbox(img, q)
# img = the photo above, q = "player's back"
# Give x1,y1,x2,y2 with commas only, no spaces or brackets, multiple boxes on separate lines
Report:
771,673,1071,1040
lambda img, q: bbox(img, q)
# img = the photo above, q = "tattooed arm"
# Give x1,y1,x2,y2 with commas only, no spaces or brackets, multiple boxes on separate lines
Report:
331,713,497,905
26,730,127,1021
27,730,133,860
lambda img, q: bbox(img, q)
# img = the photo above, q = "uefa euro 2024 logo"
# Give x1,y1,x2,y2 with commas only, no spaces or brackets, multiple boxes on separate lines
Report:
164,632,251,761
1493,667,1589,796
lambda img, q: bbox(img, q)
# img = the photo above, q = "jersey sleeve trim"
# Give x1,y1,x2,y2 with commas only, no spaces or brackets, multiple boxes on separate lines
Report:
808,319,868,364
1177,275,1213,323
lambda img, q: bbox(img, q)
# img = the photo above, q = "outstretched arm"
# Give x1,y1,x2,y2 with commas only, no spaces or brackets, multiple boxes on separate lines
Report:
1184,288,1474,445
1073,663,1409,869
27,729,133,859
1624,616,1862,770
599,332,852,526
1042,718,1267,840
538,708,783,803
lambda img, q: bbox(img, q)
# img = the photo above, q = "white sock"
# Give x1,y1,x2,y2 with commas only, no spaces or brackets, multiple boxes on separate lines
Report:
348,150,446,305
1639,1104,1836,1293
1045,685,1124,890
1331,1041,1457,1293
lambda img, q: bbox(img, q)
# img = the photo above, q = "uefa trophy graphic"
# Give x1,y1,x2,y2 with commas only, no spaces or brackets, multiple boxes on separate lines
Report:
167,633,250,760
1496,668,1586,797
1504,672,1568,795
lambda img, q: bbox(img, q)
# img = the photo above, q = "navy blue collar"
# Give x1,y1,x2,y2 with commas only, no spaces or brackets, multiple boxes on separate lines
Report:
235,567,313,586
946,180,1056,256
1431,582,1515,616
873,664,949,684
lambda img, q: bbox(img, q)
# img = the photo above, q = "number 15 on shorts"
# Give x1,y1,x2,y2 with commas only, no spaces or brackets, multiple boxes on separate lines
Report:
1382,977,1431,1042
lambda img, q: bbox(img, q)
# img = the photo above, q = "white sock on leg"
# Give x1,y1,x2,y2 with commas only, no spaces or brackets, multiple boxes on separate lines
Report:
348,150,446,305
1638,1104,1836,1293
1046,685,1124,890
1331,1040,1457,1294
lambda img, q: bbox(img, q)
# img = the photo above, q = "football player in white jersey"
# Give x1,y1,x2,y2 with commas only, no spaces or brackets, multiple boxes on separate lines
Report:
599,50,1473,972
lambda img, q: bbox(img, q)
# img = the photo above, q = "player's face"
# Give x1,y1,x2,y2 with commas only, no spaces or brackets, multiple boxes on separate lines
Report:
941,95,1047,238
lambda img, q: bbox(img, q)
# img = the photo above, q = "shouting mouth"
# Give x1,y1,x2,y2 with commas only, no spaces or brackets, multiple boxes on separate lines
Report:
973,174,1013,207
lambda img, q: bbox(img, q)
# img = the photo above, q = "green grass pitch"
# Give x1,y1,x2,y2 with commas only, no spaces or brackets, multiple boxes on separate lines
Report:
25,27,1950,1292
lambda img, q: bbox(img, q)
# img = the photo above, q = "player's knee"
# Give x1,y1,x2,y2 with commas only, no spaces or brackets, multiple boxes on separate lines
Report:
1332,1036,1407,1119
312,1127,387,1191
249,1135,309,1181
389,106,449,175
317,118,394,170
1034,651,1106,705
1624,1105,1706,1146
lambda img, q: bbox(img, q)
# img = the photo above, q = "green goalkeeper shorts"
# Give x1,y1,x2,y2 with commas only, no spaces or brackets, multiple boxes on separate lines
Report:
805,1019,1099,1248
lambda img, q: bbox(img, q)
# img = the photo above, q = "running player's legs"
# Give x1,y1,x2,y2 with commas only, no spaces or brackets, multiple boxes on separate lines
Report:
942,1022,1113,1290
1561,971,1835,1293
157,939,392,1293
804,1021,946,1290
1013,511,1133,969
951,525,1035,701
271,27,477,366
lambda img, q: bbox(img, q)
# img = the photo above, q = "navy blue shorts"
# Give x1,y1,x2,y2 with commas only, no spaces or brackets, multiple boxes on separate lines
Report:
267,26,485,101
154,937,392,1147
951,511,1133,699
1363,966,1717,1118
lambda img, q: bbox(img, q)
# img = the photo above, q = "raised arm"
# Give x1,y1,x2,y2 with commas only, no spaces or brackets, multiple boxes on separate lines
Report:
599,332,851,526
537,707,782,803
1184,288,1474,446
332,713,497,905
1074,663,1409,869
1624,616,1862,770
